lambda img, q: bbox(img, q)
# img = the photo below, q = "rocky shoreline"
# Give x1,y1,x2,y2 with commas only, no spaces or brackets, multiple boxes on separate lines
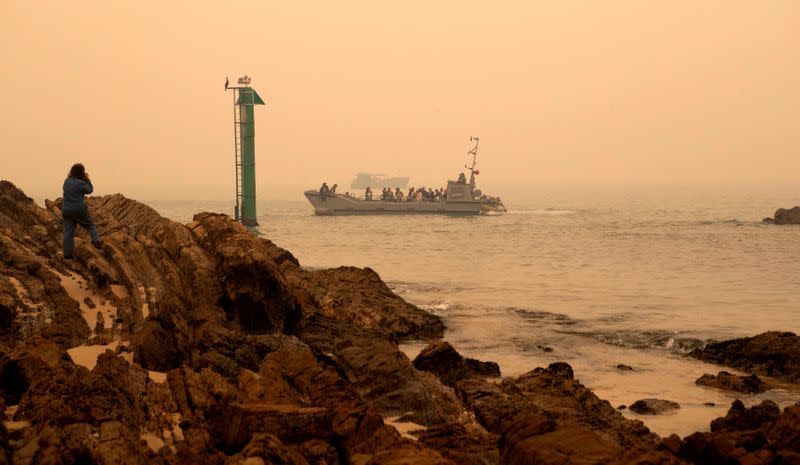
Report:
0,180,798,464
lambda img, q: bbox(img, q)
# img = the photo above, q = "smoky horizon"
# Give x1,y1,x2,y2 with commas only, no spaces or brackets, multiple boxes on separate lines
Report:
1,1,798,202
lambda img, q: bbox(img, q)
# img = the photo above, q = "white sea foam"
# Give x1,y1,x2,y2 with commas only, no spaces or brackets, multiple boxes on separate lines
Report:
418,300,454,314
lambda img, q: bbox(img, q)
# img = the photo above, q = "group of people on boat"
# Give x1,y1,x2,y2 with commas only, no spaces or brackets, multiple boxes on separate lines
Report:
318,171,470,202
364,186,447,202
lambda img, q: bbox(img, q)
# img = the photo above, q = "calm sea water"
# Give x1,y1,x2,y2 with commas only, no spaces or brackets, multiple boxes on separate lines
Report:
148,187,800,437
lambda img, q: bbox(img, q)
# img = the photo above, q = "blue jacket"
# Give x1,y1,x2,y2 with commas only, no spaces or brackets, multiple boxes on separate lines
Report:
62,177,93,213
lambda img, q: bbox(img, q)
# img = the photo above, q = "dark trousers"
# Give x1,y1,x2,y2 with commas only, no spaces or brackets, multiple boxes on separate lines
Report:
62,207,100,256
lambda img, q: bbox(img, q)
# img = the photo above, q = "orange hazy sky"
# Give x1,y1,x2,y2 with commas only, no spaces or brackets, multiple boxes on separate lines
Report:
1,1,798,200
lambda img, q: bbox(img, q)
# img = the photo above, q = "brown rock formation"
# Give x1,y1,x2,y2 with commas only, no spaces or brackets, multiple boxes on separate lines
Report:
413,340,501,387
0,181,473,464
629,399,681,415
773,206,800,225
690,331,800,383
695,371,768,394
456,362,661,465
673,400,800,465
297,315,466,426
269,252,445,341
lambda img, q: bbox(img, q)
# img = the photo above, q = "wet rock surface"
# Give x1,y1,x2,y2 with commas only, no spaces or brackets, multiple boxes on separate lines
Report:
669,400,800,465
271,256,445,341
690,331,800,383
695,371,768,393
413,340,500,387
454,362,664,465
629,399,681,415
1,179,799,465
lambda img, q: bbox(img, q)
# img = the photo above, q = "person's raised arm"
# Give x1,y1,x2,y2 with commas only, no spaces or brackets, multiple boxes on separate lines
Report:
82,174,94,194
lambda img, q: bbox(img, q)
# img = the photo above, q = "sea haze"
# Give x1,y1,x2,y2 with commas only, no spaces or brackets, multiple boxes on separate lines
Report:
146,187,800,437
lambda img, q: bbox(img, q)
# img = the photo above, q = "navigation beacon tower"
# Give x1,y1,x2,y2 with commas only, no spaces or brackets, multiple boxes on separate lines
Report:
226,75,265,227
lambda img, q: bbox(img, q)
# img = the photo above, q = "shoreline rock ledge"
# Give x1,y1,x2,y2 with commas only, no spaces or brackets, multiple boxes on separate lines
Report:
1,179,799,465
689,331,800,383
762,206,800,224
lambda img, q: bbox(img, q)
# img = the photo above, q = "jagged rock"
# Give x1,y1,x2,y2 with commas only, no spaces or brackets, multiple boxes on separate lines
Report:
239,433,311,465
18,350,150,428
0,219,90,348
610,449,687,465
670,400,800,465
695,371,767,393
417,422,500,465
0,336,77,405
0,421,9,465
773,206,800,225
412,341,500,387
193,327,287,375
282,264,444,341
244,337,398,458
363,443,456,465
617,364,633,371
95,421,151,465
9,421,151,465
260,239,443,341
770,404,800,450
287,439,339,465
198,350,241,379
208,403,334,453
457,362,659,455
710,399,780,433
500,414,623,465
132,209,307,371
297,314,465,426
168,365,239,419
131,295,193,371
189,212,303,335
629,399,680,415
690,331,800,383
456,378,540,434
11,423,87,465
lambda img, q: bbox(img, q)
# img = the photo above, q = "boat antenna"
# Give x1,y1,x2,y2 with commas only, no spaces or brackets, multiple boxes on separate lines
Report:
466,136,479,171
466,136,479,194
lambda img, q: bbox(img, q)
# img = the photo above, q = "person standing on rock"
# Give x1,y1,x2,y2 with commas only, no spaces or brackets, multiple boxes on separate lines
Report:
62,163,101,259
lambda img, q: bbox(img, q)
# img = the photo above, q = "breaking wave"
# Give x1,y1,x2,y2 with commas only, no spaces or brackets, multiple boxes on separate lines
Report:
559,329,705,353
418,300,457,314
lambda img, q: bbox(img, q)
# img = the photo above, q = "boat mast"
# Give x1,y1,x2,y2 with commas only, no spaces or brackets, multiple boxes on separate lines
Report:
466,136,479,194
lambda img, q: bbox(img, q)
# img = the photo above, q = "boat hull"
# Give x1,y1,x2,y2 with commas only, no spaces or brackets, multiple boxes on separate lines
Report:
304,191,485,216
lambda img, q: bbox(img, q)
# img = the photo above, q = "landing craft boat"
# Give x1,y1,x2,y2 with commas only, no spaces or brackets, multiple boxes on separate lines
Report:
304,138,506,216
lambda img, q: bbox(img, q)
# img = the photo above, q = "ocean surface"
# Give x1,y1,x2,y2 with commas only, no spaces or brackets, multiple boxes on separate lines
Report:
147,187,800,437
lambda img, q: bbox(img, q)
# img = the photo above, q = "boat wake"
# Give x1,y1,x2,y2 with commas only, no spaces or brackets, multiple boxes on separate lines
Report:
510,208,580,216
